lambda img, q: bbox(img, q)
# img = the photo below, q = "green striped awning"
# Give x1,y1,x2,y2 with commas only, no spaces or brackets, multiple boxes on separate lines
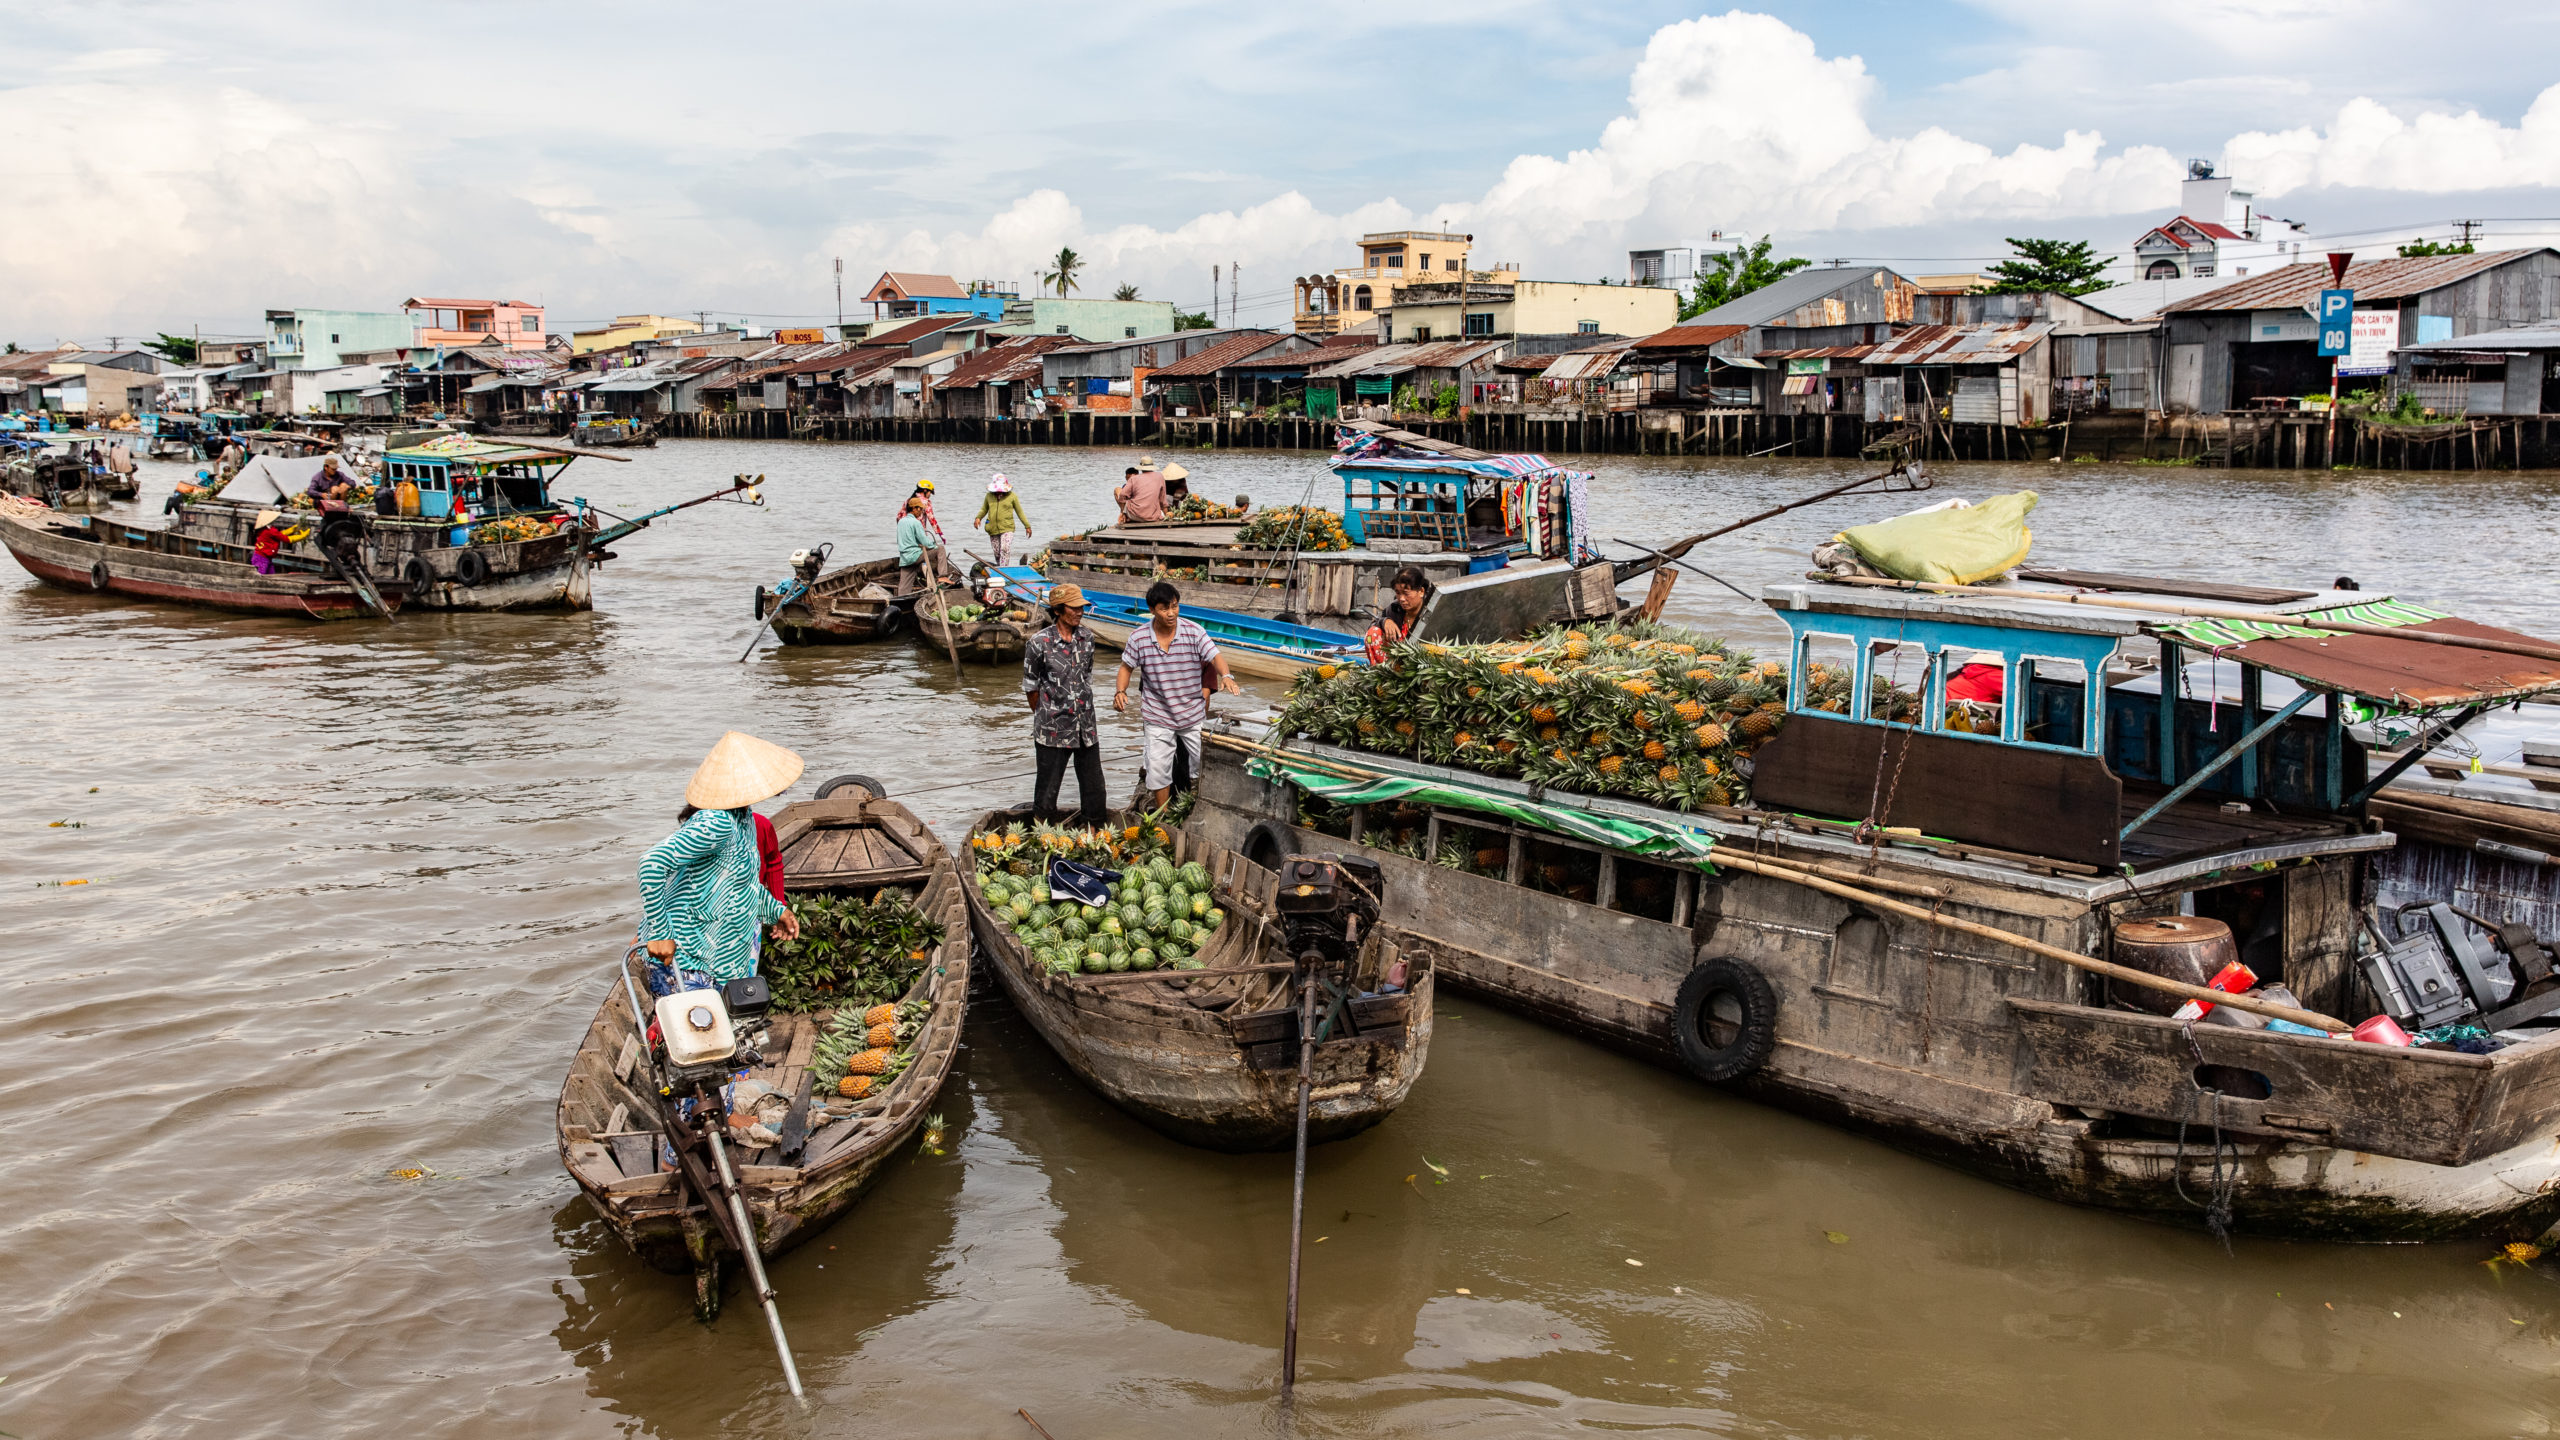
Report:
1246,753,1718,867
2151,599,2447,650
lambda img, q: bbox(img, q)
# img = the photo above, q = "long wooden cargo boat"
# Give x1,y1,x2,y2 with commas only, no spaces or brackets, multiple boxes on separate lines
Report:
962,807,1433,1150
557,787,970,1311
0,500,404,619
1189,570,2560,1240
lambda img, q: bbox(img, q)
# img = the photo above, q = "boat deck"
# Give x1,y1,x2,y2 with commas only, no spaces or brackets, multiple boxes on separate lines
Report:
2117,793,2355,867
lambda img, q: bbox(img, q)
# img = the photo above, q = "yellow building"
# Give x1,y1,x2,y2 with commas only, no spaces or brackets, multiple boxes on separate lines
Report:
1293,231,1519,336
1379,280,1679,345
570,314,702,356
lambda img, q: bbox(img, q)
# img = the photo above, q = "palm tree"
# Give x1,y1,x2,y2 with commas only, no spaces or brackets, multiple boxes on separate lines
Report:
1113,283,1141,301
1041,247,1085,299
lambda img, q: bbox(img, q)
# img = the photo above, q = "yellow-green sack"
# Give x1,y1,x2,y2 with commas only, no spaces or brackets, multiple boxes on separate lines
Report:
1836,491,2037,584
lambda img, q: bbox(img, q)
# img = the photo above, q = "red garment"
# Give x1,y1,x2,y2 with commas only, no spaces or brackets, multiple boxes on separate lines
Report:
753,811,786,901
1946,663,2006,704
253,527,283,559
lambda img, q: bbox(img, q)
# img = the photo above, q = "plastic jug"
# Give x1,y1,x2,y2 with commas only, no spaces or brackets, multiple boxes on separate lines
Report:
2351,1015,2414,1047
2170,961,2259,1022
395,479,419,516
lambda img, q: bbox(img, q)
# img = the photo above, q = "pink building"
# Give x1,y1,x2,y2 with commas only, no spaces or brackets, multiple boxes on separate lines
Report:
403,296,548,350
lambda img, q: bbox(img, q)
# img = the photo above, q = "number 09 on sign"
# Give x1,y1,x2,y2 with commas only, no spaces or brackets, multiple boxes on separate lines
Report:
2317,288,2354,357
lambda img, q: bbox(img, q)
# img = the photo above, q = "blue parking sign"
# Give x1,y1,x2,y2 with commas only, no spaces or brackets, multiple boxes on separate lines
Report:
2317,288,2354,357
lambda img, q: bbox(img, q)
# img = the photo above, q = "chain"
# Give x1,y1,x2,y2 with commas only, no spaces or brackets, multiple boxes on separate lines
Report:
1916,893,1946,1063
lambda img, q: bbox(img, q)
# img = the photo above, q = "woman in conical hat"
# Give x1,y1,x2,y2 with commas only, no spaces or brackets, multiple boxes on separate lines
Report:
638,731,805,987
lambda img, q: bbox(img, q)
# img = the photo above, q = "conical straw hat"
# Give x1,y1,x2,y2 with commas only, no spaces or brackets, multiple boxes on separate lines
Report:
685,731,805,810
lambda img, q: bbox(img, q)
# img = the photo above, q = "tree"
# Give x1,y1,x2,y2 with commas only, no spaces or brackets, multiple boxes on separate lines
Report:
1172,310,1213,331
142,332,200,364
1112,283,1141,301
1679,236,1811,319
1040,247,1084,299
1981,238,2110,296
2398,239,2474,257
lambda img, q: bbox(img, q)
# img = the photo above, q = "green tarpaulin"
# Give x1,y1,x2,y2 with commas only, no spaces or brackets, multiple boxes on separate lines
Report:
2150,598,2447,650
1245,753,1719,868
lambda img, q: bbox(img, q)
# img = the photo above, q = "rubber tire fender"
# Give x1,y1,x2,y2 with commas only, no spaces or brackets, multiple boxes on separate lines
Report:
88,559,110,593
874,607,908,639
1240,821,1293,873
814,774,887,801
753,585,769,621
453,547,491,588
401,556,433,590
1671,956,1779,1083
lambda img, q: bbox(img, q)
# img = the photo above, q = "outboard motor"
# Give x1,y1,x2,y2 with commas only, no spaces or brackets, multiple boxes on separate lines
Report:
1272,853,1386,1040
754,542,832,621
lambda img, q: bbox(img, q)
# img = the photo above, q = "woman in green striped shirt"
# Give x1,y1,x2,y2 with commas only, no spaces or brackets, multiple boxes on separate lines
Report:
640,732,805,985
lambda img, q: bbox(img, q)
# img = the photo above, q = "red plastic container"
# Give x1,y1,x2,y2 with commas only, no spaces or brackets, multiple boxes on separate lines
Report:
2169,961,2260,1022
2350,1015,2414,1047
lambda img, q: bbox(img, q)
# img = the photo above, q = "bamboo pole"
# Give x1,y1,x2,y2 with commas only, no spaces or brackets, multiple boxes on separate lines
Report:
1813,573,2560,667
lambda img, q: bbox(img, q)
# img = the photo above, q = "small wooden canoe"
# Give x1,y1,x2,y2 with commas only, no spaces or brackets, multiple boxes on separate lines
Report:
915,584,1033,664
765,555,933,644
557,787,971,1315
963,806,1433,1151
0,500,404,619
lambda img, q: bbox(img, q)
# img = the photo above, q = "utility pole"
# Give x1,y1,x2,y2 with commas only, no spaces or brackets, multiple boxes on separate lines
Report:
2454,219,2484,246
1213,265,1221,328
834,258,844,330
1231,262,1240,330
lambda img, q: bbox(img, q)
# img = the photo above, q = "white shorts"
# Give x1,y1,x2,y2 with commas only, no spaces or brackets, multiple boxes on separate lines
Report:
1142,723,1202,791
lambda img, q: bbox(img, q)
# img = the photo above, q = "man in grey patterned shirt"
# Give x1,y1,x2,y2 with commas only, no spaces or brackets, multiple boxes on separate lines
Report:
1023,583,1105,824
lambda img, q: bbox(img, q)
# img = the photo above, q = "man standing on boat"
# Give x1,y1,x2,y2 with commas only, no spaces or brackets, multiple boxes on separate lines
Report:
974,473,1032,569
1114,580,1239,810
638,731,804,992
1024,583,1107,825
1114,463,1165,523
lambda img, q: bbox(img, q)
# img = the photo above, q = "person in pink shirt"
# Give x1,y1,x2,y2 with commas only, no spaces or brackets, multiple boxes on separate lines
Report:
1114,464,1166,522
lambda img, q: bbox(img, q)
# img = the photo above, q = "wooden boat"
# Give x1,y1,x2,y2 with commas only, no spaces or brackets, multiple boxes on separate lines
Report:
0,499,404,619
557,786,971,1313
572,414,658,448
1190,570,2560,1241
765,555,928,645
962,805,1433,1151
913,584,1032,664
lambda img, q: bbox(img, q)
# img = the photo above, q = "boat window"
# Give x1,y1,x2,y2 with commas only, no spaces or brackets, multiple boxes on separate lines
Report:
2019,657,2092,751
1792,631,1855,713
1364,801,1432,863
1862,641,1933,727
1941,649,2008,741
1436,816,1513,880
1608,854,1681,922
1295,792,1354,842
1520,835,1600,905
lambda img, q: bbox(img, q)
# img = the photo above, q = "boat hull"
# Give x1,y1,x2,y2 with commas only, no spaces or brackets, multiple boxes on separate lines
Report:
1188,741,2560,1241
1,508,393,619
964,816,1432,1151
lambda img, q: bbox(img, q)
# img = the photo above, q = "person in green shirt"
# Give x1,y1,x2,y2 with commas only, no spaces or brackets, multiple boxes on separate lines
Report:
973,473,1032,569
895,494,943,592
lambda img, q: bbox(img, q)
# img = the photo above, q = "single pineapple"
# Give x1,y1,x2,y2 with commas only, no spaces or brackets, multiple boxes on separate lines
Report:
1530,704,1558,724
1657,763,1681,782
838,1075,874,1099
847,1048,892,1076
1673,699,1706,723
1617,678,1652,696
1597,755,1626,776
1694,721,1728,747
867,1021,898,1048
1642,739,1668,761
864,1004,897,1028
1739,710,1781,739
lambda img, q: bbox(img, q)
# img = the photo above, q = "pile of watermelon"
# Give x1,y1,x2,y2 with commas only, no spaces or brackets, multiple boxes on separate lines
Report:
977,857,1229,977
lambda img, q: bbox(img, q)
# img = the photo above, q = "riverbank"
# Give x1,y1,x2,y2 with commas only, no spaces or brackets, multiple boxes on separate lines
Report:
654,407,2560,469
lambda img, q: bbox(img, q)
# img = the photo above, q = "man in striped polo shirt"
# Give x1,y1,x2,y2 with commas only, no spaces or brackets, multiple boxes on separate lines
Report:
1113,580,1241,810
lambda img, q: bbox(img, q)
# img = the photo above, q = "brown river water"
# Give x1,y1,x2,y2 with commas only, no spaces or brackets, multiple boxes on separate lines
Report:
8,440,2560,1439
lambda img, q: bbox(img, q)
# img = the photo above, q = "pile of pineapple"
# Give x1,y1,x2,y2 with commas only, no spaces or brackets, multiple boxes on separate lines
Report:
1235,506,1352,553
973,846,1230,977
1274,617,1848,812
812,999,931,1103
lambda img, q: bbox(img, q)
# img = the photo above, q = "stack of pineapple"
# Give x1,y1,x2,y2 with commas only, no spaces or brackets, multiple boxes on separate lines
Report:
1275,618,1817,812
812,999,930,1104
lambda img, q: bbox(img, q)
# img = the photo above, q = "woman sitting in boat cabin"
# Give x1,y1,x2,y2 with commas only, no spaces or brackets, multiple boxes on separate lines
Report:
1363,566,1433,665
639,731,805,994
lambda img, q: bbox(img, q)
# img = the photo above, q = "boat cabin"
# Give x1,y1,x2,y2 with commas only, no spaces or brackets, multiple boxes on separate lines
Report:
1752,571,2560,871
380,431,573,522
1331,419,1582,568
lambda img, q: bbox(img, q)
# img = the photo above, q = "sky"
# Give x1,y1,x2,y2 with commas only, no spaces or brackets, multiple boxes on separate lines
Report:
9,1,2560,344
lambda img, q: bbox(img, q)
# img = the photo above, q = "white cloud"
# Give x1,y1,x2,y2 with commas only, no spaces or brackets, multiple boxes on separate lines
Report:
6,8,2560,339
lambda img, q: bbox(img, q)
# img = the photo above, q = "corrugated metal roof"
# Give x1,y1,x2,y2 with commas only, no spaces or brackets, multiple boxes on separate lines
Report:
1537,341,1635,382
1861,321,2053,365
2400,322,2560,352
858,314,973,347
1308,340,1505,379
934,335,1081,389
2077,274,2248,321
1756,344,1876,361
1144,331,1302,378
1686,266,1905,328
2162,249,2556,313
402,296,538,309
1629,323,1747,352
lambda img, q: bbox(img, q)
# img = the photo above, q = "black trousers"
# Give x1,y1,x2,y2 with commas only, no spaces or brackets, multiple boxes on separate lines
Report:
1033,742,1106,824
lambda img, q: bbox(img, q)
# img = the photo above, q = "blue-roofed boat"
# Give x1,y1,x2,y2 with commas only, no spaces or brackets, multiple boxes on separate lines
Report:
1039,421,1631,638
